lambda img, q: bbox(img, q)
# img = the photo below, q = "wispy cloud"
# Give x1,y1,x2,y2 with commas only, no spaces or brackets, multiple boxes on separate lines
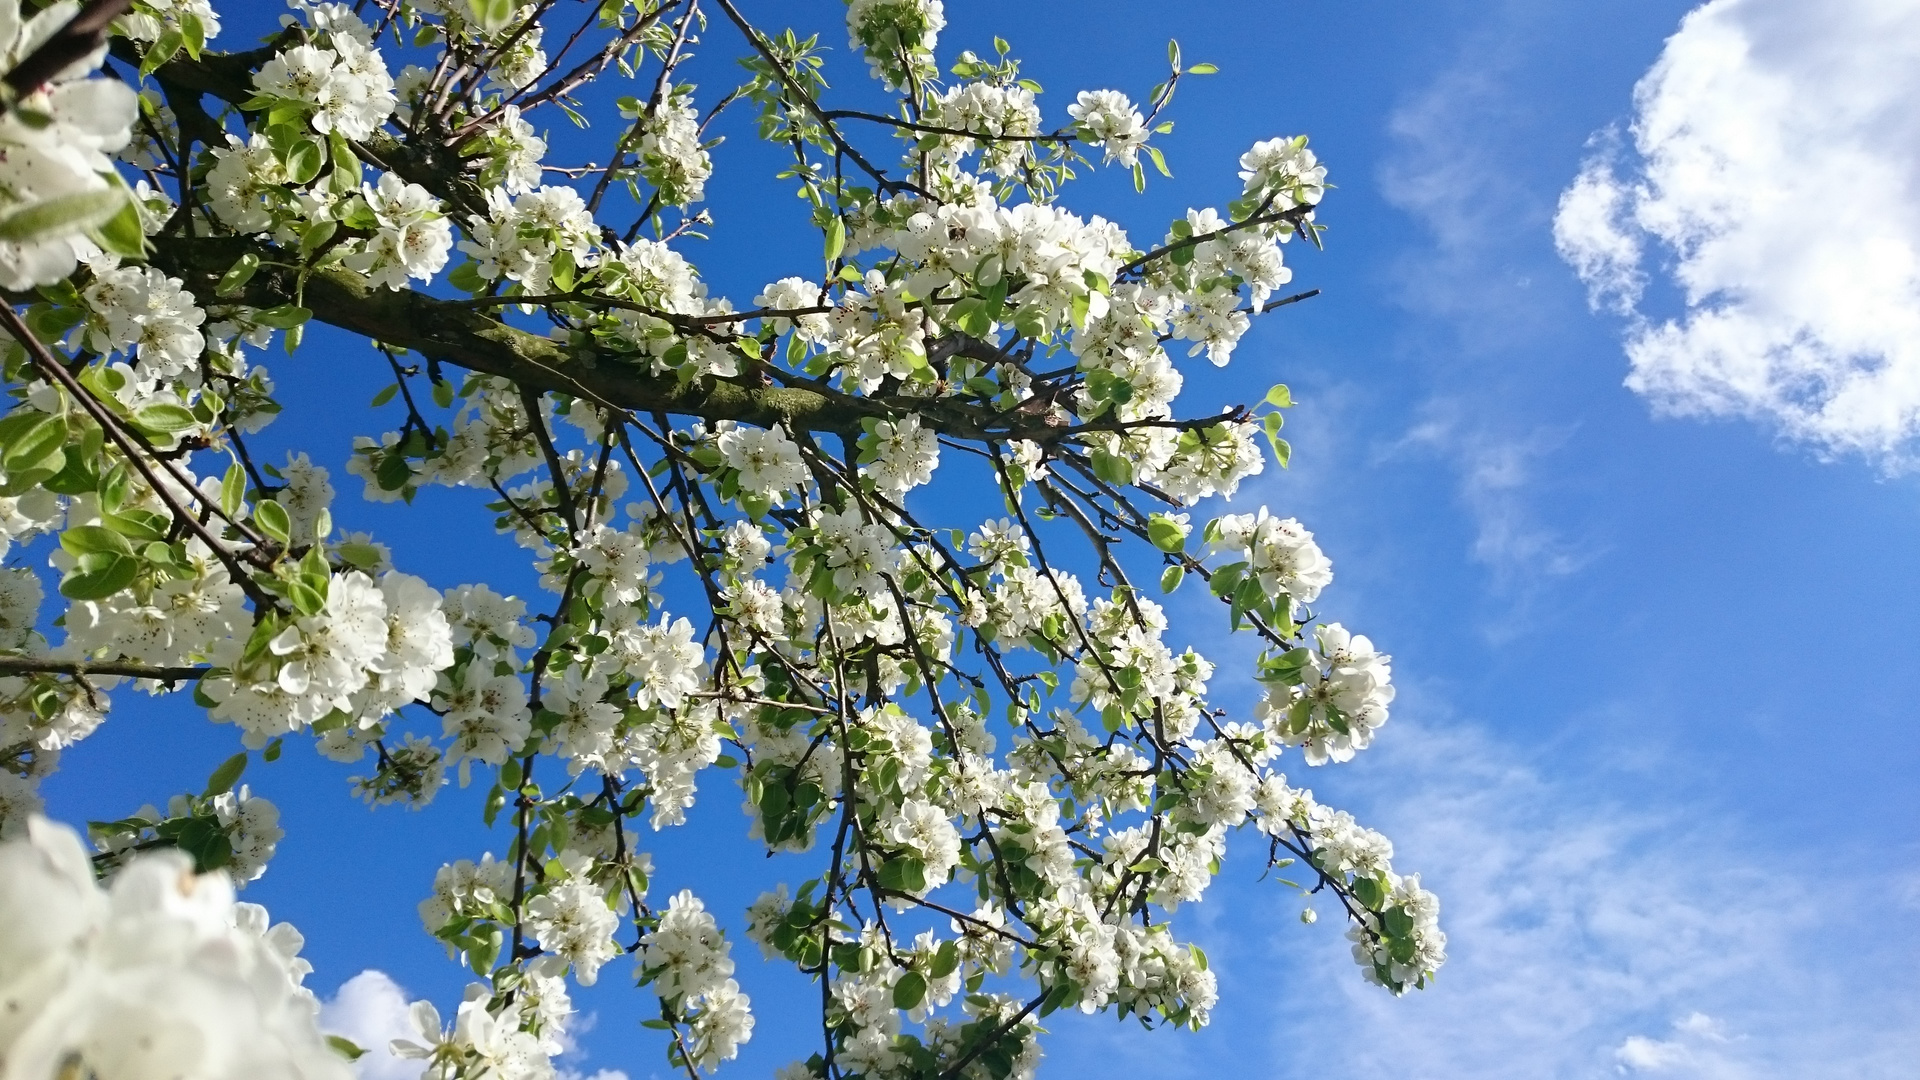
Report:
1377,1,1565,347
1259,698,1920,1080
1371,1,1601,624
1391,410,1592,585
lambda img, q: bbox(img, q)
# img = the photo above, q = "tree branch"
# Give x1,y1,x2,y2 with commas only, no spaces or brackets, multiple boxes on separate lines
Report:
0,656,209,681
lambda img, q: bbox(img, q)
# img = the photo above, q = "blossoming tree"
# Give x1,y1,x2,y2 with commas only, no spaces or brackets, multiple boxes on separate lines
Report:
0,0,1446,1077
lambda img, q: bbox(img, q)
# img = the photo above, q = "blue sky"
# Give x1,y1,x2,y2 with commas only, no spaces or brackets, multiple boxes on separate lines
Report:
40,1,1920,1077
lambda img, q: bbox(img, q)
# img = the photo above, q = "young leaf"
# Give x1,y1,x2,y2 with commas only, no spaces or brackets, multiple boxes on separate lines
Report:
217,253,261,297
204,752,248,797
220,462,246,518
60,553,137,600
89,194,148,259
253,499,292,545
823,216,846,263
893,971,928,1010
0,187,127,244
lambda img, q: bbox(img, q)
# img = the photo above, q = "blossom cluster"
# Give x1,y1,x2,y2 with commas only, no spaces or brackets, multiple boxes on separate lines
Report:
0,2,1444,1078
1254,777,1446,994
1256,623,1397,765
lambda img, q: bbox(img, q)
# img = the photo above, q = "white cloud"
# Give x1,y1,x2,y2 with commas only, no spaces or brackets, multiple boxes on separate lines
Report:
1616,1034,1693,1072
1615,1012,1735,1074
317,972,630,1080
1556,0,1920,462
320,970,426,1080
1555,132,1644,315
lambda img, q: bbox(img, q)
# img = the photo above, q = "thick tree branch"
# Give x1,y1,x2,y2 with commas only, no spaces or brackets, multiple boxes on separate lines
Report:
0,656,209,681
148,233,884,433
148,234,1107,444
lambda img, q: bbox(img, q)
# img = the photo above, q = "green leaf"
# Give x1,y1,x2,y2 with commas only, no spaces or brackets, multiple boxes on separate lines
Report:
140,29,184,76
1,412,67,475
337,541,384,569
1145,144,1172,179
181,13,206,59
893,970,928,1010
370,383,400,407
132,402,199,436
1265,383,1293,409
220,462,246,519
823,216,846,263
204,752,248,797
468,927,502,975
189,825,232,871
217,253,261,297
286,139,325,186
253,304,312,330
39,426,98,495
27,303,82,342
951,297,991,338
448,261,485,294
1160,564,1184,593
60,553,137,600
431,377,455,409
931,940,960,978
1208,560,1247,600
103,509,168,543
1273,647,1314,671
471,0,516,34
877,858,928,895
325,1036,367,1062
60,525,132,558
1381,906,1415,938
299,219,338,254
288,578,326,616
1350,874,1387,910
253,499,291,545
1187,62,1219,74
263,737,283,762
88,195,147,260
1263,418,1292,469
375,452,413,492
0,187,127,245
1147,513,1187,553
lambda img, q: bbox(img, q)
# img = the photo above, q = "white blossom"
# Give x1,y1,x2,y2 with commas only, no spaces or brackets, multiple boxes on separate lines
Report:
0,818,349,1080
0,2,138,289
